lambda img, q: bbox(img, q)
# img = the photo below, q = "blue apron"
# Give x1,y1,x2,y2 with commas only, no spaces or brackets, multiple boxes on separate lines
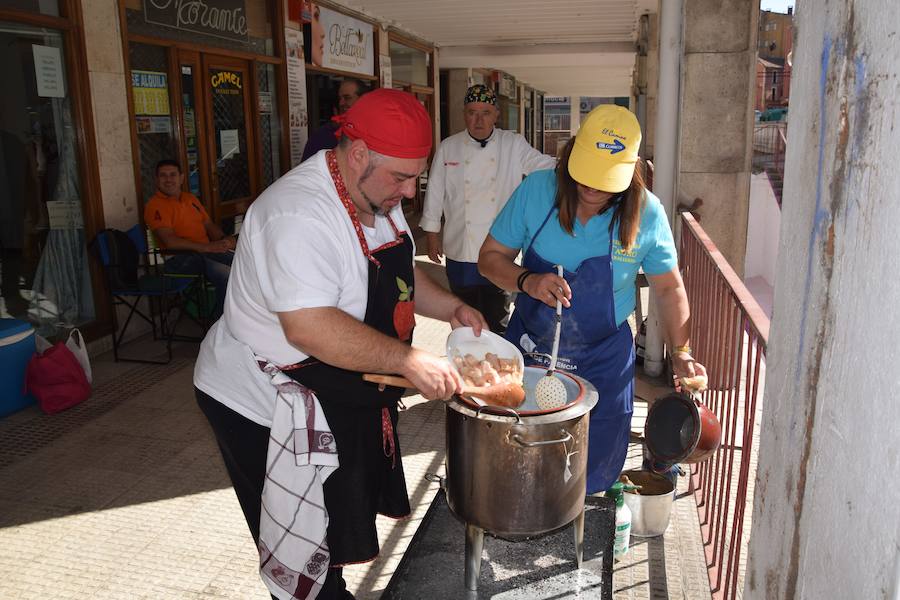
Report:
505,206,634,494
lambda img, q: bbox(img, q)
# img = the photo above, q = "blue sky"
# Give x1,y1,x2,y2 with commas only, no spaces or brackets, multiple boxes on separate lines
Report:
760,0,794,13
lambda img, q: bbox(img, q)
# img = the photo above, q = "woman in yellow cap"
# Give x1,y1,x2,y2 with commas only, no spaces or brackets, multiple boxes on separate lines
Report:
479,104,706,493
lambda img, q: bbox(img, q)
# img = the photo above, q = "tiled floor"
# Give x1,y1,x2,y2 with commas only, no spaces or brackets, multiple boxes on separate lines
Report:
0,253,719,599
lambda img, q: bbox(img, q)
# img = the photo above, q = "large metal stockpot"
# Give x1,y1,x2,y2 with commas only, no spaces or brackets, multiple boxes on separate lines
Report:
444,368,599,538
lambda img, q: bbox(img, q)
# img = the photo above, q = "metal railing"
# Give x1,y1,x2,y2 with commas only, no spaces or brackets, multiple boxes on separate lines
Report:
679,212,770,600
752,122,787,204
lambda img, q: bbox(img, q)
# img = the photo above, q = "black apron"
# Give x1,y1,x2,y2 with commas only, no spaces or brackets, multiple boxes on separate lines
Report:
284,150,414,567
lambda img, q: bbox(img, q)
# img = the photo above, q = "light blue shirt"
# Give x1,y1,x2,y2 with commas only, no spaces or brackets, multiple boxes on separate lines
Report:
489,169,678,325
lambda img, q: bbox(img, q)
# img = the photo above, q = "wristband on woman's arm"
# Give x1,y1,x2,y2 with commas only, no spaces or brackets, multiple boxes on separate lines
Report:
673,344,692,355
516,270,534,293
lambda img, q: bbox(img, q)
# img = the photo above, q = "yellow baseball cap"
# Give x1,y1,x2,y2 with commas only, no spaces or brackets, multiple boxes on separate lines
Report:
567,105,641,193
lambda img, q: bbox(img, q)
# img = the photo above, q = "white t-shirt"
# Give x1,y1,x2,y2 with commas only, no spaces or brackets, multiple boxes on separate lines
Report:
193,150,413,426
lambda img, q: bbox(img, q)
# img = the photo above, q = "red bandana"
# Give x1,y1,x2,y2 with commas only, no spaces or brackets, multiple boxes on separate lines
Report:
332,88,432,159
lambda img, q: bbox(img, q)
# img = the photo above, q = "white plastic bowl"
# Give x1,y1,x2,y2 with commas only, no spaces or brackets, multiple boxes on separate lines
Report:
446,328,525,407
445,327,525,375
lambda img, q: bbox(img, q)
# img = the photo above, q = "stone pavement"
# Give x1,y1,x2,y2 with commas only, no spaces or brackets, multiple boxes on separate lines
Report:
0,254,714,600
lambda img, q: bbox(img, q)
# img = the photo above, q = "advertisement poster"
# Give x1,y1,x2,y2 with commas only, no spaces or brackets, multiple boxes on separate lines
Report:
131,70,170,116
135,116,171,134
304,4,374,76
285,27,309,167
32,45,65,98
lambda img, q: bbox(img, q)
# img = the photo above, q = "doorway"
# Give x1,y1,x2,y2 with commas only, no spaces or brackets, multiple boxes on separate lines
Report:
129,43,282,232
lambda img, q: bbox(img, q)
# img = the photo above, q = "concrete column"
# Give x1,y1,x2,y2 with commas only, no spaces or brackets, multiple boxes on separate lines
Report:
81,0,138,231
744,2,900,599
569,97,580,134
643,12,660,161
643,0,682,377
446,69,470,136
678,0,758,275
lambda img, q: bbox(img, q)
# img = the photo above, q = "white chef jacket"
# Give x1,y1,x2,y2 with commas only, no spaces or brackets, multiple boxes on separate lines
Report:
420,128,555,263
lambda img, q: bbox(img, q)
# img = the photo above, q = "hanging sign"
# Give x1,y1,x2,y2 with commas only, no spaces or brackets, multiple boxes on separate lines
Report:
305,4,373,76
379,55,392,89
131,70,170,116
143,0,249,42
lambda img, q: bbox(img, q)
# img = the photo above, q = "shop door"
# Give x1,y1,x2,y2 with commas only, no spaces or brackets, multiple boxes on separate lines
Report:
202,56,257,223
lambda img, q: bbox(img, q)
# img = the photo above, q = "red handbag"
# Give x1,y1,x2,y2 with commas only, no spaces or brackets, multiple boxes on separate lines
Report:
25,341,91,414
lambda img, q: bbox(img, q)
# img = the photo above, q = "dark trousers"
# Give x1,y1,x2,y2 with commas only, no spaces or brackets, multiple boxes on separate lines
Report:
448,280,509,334
164,252,233,319
195,388,349,600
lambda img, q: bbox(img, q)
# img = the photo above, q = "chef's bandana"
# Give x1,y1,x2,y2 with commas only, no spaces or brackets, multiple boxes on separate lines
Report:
464,83,497,106
333,88,432,159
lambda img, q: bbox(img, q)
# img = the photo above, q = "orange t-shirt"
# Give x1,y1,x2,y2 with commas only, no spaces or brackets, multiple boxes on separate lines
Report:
144,191,211,246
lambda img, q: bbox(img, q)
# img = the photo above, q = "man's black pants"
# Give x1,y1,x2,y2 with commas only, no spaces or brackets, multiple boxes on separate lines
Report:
195,388,349,599
448,281,509,334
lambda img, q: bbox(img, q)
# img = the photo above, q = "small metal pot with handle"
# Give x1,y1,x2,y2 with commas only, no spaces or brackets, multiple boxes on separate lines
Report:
644,392,721,464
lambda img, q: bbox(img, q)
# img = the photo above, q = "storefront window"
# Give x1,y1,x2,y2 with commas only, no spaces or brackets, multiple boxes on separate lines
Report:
524,90,533,146
129,42,177,204
256,62,281,189
0,21,95,335
4,0,60,17
209,66,251,202
180,65,202,196
389,41,429,87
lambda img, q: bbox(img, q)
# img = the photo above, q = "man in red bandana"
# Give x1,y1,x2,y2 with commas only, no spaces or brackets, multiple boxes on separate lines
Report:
194,90,487,600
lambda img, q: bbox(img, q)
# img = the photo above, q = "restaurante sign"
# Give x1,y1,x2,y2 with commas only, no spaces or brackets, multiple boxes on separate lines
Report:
143,0,249,42
318,7,374,76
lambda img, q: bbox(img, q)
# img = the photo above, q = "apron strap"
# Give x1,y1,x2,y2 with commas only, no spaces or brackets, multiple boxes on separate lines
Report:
524,204,558,255
326,150,406,269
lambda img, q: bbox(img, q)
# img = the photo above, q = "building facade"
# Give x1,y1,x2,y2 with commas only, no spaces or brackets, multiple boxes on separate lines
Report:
0,0,440,344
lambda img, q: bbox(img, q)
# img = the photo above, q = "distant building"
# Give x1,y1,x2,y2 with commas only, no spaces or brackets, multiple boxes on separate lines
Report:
758,8,793,62
756,57,790,111
756,8,794,111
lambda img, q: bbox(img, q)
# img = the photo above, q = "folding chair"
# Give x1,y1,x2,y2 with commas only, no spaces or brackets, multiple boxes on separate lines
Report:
90,226,194,364
145,230,215,334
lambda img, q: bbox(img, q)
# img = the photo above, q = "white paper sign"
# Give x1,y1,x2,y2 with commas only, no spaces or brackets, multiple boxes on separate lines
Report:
380,55,392,89
220,129,240,158
32,45,65,98
318,8,374,76
47,201,83,230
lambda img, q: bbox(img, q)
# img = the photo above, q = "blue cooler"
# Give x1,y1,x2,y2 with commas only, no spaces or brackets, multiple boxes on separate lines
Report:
0,318,36,417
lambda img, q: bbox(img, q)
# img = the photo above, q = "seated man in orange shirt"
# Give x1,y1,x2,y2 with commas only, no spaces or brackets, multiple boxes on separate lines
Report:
144,159,235,319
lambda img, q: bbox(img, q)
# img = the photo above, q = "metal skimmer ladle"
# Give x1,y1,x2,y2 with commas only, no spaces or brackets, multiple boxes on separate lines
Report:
534,265,568,410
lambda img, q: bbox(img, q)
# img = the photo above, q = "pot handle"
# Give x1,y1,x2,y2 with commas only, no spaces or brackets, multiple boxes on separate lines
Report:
511,429,573,448
476,405,522,424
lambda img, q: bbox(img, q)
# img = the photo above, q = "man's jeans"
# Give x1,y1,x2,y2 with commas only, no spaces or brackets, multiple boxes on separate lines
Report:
163,251,233,319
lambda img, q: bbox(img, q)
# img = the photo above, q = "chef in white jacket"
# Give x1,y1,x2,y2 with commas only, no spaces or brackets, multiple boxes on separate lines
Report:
421,84,555,332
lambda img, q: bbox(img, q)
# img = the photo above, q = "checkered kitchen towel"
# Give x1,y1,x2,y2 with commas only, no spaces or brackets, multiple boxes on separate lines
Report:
256,358,339,600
